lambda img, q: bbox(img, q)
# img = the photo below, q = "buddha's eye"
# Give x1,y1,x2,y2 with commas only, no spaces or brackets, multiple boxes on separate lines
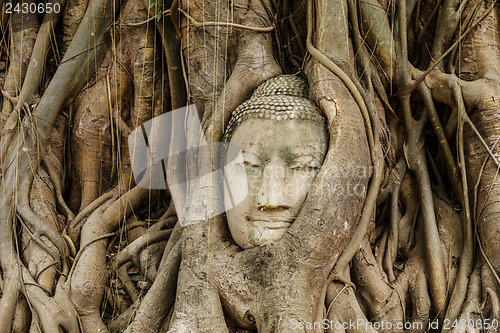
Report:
244,160,261,168
290,155,321,172
242,153,262,169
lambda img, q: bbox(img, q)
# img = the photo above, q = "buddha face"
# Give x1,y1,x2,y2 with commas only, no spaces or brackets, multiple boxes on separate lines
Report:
224,118,328,249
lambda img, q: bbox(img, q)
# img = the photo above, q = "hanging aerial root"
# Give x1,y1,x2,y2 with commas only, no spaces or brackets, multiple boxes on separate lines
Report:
418,83,461,202
141,0,185,111
442,83,475,331
178,8,275,32
43,150,76,222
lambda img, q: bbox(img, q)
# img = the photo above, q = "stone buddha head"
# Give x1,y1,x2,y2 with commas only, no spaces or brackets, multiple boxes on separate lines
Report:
222,75,328,249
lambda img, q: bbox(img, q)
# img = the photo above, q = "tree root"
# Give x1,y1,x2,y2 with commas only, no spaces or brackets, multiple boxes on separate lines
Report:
69,185,148,332
325,281,377,333
116,222,171,280
124,229,182,333
43,150,75,223
21,267,79,333
0,5,39,162
450,269,482,333
117,262,140,303
17,165,68,273
351,239,404,328
66,190,118,243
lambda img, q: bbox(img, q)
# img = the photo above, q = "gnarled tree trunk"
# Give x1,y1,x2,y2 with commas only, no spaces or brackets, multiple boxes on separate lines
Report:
0,0,500,332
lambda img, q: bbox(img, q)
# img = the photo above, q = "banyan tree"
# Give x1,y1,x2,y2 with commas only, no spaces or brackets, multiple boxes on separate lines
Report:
0,0,500,332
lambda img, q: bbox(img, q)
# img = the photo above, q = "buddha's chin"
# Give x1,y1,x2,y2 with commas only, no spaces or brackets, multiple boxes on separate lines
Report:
240,224,291,249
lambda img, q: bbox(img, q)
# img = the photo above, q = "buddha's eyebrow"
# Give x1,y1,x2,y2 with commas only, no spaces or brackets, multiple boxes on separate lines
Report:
289,153,324,165
289,144,326,159
241,149,262,160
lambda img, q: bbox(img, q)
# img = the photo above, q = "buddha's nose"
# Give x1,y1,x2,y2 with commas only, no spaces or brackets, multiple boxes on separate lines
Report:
257,162,291,210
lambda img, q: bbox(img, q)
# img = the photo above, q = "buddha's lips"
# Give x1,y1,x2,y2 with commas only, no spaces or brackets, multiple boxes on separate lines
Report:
246,215,294,229
251,220,293,229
